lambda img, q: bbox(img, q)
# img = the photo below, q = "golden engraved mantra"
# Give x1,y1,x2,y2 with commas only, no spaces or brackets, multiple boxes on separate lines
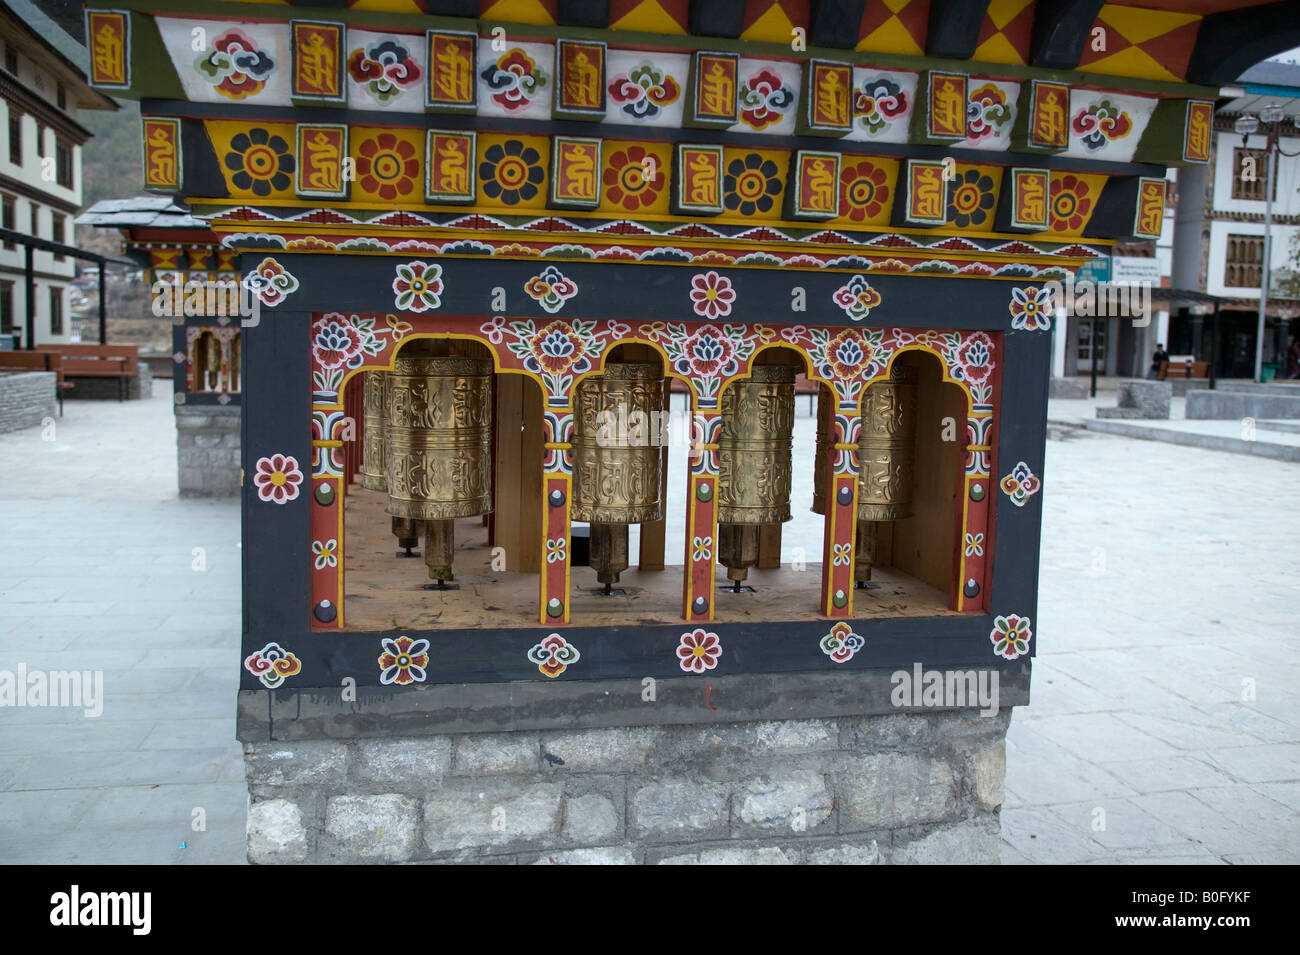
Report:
436,138,468,195
1034,90,1065,145
564,51,599,108
1138,188,1163,235
93,23,124,84
932,78,964,136
913,167,944,219
816,70,847,126
1019,174,1045,223
306,132,340,191
146,127,176,185
806,159,835,212
298,32,335,94
688,154,717,205
560,145,595,197
434,40,470,102
1187,110,1209,159
700,61,734,116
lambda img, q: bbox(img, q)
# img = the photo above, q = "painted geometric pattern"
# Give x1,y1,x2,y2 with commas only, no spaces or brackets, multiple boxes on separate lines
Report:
857,0,929,55
1075,3,1201,83
973,0,1035,65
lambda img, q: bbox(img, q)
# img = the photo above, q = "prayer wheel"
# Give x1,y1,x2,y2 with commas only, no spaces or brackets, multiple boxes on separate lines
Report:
361,371,420,556
385,349,493,585
854,364,917,585
571,363,665,593
716,365,795,589
811,383,834,516
230,332,241,393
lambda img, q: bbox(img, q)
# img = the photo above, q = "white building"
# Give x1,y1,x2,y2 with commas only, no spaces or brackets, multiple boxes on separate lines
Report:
0,0,115,347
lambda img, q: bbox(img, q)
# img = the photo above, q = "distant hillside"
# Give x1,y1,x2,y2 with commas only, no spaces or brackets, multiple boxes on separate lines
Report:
76,97,143,254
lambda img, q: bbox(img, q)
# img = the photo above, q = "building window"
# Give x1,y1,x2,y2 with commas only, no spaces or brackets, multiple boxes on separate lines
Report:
1231,148,1279,202
30,202,39,237
55,141,72,187
49,287,63,336
2,194,13,249
52,213,65,260
34,123,43,158
8,112,21,164
56,83,66,111
1224,234,1266,288
4,46,16,77
0,280,13,334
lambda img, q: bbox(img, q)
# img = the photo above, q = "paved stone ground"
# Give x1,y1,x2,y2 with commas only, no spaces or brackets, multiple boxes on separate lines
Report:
0,383,1296,864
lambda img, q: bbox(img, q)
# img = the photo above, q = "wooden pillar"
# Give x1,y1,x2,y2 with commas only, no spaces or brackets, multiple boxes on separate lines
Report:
494,374,543,573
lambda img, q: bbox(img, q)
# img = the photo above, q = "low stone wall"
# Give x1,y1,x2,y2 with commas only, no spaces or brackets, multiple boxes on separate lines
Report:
1049,377,1089,399
176,404,240,496
65,361,152,400
1096,379,1170,419
244,710,1009,865
0,371,56,433
1186,389,1300,420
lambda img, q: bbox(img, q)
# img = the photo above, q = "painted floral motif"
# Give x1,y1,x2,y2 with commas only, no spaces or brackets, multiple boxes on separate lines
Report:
312,538,339,569
1000,461,1041,507
819,622,864,663
832,543,852,566
253,453,303,504
832,275,882,322
480,140,545,205
854,76,907,134
545,538,566,563
692,536,713,561
481,49,547,110
654,324,755,401
1049,175,1093,231
689,271,736,320
963,533,984,557
311,312,384,370
243,257,299,308
1009,286,1055,331
839,159,890,221
224,128,294,197
378,635,430,685
392,262,443,312
527,633,580,678
356,132,420,200
947,169,997,228
1072,99,1133,151
724,153,782,216
603,146,664,210
966,83,1013,139
244,642,301,688
524,265,578,314
991,614,1032,660
737,68,794,131
504,318,604,398
608,62,680,119
816,327,880,382
197,29,275,100
677,628,722,673
348,38,422,105
955,330,995,385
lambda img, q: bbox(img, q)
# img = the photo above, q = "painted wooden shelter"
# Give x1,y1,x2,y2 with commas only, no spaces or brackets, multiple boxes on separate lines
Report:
81,0,1293,730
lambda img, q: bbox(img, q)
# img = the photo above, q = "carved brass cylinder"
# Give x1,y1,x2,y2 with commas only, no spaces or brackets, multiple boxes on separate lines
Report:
570,363,665,525
856,365,917,522
717,365,795,525
385,354,493,522
811,384,834,515
230,332,241,392
360,371,388,492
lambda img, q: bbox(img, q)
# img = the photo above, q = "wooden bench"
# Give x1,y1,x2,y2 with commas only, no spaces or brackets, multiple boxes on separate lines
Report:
1159,360,1208,380
33,345,140,401
0,350,72,414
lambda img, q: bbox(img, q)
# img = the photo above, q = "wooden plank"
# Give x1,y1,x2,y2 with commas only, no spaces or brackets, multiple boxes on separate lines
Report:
494,373,525,572
757,524,782,569
516,375,544,574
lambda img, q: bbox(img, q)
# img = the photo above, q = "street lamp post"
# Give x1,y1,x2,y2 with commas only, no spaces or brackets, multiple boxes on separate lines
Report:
1237,106,1289,383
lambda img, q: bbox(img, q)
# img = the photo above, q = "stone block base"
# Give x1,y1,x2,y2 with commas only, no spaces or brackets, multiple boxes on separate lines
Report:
243,710,1010,864
64,363,152,400
0,371,56,433
1049,377,1089,399
176,404,240,497
1099,379,1170,419
1186,389,1300,420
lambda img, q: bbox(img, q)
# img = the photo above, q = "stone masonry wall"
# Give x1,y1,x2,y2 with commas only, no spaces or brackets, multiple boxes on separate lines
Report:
0,371,56,433
244,710,1009,865
176,405,241,496
64,362,152,400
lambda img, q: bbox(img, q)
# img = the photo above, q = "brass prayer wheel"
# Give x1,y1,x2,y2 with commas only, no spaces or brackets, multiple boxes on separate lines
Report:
230,332,241,392
716,365,795,587
571,362,665,592
385,349,493,584
855,364,917,584
360,371,388,492
811,384,834,516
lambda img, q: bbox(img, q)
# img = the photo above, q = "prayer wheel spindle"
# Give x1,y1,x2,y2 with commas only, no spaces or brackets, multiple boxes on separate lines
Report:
385,347,493,588
716,366,795,592
571,363,665,595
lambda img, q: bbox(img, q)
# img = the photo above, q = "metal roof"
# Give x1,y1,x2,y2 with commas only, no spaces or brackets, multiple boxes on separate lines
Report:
76,197,210,230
